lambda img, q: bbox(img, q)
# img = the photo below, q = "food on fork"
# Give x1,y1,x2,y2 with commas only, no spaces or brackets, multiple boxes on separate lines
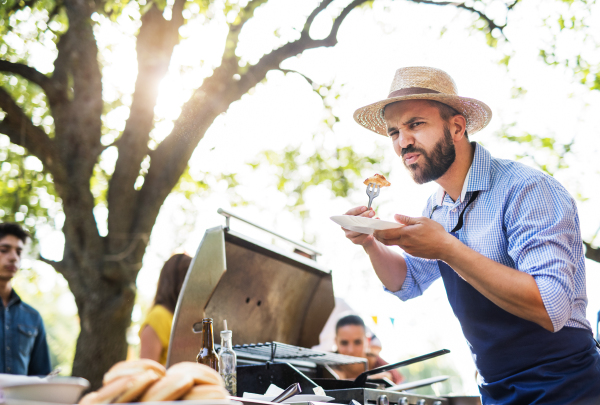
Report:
363,174,391,187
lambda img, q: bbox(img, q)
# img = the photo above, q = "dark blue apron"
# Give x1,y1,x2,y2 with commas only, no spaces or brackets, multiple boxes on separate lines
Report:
433,191,600,404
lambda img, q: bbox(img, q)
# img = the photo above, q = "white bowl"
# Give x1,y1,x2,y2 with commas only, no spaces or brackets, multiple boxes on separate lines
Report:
2,377,90,404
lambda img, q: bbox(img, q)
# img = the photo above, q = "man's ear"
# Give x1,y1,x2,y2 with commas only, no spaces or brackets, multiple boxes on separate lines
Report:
450,114,467,140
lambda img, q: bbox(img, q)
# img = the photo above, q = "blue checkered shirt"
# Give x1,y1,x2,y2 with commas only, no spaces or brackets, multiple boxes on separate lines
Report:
387,142,592,334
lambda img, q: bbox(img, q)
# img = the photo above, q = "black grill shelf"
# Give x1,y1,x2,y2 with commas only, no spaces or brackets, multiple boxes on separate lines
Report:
228,341,366,366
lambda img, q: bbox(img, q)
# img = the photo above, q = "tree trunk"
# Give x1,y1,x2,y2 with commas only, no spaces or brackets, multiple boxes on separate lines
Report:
71,275,136,387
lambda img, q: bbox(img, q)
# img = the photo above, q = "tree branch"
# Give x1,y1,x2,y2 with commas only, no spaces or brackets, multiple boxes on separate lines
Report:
106,0,186,252
279,68,314,86
410,0,508,33
0,60,62,104
507,0,520,11
302,0,335,37
129,0,370,242
0,86,57,171
39,254,69,277
223,0,268,63
240,0,368,91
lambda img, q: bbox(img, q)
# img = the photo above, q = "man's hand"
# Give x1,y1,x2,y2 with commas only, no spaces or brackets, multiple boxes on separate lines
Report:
340,207,409,293
342,206,377,247
373,214,456,260
375,215,554,331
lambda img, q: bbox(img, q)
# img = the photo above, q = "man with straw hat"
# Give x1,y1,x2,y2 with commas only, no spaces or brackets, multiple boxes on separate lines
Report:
342,67,600,403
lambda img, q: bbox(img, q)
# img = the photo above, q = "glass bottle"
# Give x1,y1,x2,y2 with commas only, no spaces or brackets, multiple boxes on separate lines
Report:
218,321,237,396
196,318,219,372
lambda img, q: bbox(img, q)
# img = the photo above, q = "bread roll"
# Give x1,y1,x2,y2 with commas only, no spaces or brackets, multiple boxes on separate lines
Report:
78,392,101,405
103,359,166,385
181,384,229,400
79,376,134,405
139,373,195,402
115,370,161,403
167,361,224,386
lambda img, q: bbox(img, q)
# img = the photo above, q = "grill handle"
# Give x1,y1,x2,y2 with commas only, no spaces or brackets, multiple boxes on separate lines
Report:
217,208,322,257
353,349,450,387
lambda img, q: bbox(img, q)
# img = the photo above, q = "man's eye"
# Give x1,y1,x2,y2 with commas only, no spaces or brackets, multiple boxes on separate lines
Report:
389,132,398,139
410,122,424,129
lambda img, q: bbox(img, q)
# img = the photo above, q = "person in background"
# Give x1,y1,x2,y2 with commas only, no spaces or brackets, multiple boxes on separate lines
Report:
0,223,51,375
333,315,403,384
369,334,382,357
139,253,191,365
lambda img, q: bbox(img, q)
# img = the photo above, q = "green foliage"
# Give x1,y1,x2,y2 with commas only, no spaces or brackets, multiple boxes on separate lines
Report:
175,166,248,207
0,136,60,234
497,125,573,176
249,136,389,222
0,75,53,135
537,0,599,91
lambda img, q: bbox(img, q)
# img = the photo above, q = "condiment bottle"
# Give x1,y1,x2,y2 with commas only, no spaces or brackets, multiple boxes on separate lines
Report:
196,318,219,372
219,320,237,395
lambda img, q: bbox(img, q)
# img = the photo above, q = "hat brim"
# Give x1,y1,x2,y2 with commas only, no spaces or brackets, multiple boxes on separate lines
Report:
353,93,492,136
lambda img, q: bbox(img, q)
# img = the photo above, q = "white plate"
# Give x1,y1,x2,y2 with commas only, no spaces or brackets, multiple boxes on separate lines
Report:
1,377,89,404
3,400,240,405
330,215,404,235
242,394,335,403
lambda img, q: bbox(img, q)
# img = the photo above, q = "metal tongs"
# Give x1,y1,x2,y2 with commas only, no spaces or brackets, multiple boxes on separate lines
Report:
272,383,302,403
366,183,380,210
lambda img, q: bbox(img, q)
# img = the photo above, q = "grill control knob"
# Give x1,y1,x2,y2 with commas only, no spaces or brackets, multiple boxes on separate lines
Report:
377,395,389,405
416,400,426,405
399,398,409,405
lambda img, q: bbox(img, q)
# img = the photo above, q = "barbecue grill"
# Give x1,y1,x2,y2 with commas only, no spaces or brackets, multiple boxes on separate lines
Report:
167,209,481,405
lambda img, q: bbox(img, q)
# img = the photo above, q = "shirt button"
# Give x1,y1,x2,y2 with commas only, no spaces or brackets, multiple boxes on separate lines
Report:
7,367,10,371
452,208,457,212
6,347,9,350
5,326,8,330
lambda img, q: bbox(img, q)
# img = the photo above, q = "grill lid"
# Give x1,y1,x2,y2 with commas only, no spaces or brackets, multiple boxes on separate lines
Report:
167,211,335,366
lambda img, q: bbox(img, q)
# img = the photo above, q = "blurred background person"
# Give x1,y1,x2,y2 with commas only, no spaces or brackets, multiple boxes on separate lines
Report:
333,315,403,384
0,223,51,375
369,334,382,357
139,253,191,365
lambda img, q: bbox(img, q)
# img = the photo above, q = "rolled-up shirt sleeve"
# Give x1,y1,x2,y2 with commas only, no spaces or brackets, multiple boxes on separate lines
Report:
384,253,441,301
505,175,582,332
384,196,441,301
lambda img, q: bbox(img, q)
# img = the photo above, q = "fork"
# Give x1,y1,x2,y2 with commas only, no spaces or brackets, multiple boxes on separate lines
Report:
366,182,380,210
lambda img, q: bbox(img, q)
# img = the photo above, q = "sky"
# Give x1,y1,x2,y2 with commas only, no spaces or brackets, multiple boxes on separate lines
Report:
9,0,600,396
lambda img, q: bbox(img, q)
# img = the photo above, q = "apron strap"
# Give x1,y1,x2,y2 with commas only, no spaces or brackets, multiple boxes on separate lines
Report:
451,190,480,233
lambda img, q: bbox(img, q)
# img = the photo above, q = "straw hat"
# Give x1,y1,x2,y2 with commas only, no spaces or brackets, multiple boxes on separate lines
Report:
353,66,492,136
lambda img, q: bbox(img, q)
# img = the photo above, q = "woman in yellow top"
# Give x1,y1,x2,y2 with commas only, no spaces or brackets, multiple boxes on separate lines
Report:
139,253,192,365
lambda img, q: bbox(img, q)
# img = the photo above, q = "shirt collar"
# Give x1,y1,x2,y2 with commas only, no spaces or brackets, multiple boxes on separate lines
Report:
435,142,492,206
1,289,21,308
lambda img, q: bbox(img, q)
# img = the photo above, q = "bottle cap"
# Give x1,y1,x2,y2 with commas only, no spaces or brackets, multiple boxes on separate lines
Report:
220,329,232,340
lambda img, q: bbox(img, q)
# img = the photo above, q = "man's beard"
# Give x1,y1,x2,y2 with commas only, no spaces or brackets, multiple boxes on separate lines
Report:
402,125,456,184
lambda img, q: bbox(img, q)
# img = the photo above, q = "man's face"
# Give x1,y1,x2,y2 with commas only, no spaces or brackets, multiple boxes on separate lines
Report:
384,100,456,184
335,325,368,358
0,235,23,281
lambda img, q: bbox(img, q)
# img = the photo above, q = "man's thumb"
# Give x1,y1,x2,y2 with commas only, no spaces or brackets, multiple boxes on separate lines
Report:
394,214,416,225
